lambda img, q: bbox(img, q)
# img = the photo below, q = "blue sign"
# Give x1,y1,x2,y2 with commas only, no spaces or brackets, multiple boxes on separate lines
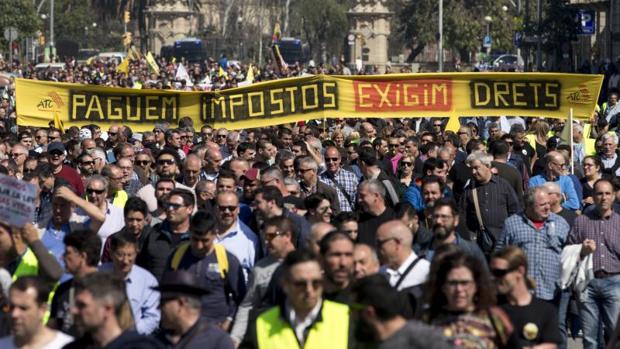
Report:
578,9,595,35
483,35,492,48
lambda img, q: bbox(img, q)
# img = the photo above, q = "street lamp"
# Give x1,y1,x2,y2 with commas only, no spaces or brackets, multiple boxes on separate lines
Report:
438,0,443,72
484,16,492,54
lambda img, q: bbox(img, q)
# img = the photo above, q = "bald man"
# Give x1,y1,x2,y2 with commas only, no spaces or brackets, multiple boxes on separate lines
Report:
307,222,336,256
354,243,380,279
376,220,430,291
528,151,580,210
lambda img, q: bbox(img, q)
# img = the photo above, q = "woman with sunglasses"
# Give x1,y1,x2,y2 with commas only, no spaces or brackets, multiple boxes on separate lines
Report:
398,155,416,190
491,246,562,349
304,193,333,224
425,250,513,349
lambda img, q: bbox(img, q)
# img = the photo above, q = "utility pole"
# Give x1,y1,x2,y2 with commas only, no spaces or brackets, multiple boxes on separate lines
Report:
438,0,443,72
50,0,54,59
536,0,542,71
258,0,263,67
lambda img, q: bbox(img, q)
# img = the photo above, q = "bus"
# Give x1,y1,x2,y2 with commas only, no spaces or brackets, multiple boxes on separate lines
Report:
277,38,309,65
173,38,207,64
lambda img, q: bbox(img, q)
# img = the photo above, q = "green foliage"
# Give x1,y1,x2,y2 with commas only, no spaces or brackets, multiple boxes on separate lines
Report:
541,0,580,68
289,0,349,61
397,0,517,62
0,0,40,47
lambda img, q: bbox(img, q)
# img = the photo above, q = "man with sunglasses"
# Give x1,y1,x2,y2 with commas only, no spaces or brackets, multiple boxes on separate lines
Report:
528,151,580,210
47,142,84,196
254,249,351,349
138,188,195,281
297,156,340,215
152,123,168,150
320,146,358,213
10,143,28,179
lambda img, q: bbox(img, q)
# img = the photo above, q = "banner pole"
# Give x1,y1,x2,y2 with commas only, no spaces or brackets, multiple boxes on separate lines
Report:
569,108,574,175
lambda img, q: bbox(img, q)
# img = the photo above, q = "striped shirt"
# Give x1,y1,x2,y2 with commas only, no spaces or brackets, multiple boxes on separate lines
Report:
568,210,620,274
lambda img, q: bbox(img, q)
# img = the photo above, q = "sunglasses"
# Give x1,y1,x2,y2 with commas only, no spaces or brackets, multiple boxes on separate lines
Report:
81,161,94,165
291,278,322,290
218,205,237,212
136,160,151,166
265,230,287,241
325,157,339,162
86,188,105,195
49,151,64,156
157,159,175,166
217,134,227,138
11,153,25,157
164,202,185,210
490,267,518,278
389,144,400,148
108,132,118,136
401,162,413,167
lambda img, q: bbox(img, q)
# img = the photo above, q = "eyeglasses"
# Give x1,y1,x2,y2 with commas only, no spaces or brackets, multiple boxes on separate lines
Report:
325,157,340,162
86,188,106,195
218,205,237,212
108,132,118,136
153,129,163,133
552,162,566,168
157,159,175,166
11,153,25,158
136,160,151,166
490,267,518,278
164,202,185,210
376,237,397,247
401,162,413,167
24,168,35,174
81,161,94,165
291,278,322,290
217,134,227,138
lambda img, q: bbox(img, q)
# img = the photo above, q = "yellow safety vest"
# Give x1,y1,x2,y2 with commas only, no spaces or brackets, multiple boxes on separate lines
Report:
112,190,128,208
256,300,350,349
12,248,58,323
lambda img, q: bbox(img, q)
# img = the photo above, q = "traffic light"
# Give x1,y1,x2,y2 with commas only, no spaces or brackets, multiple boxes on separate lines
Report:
38,34,45,46
124,10,130,24
122,32,132,46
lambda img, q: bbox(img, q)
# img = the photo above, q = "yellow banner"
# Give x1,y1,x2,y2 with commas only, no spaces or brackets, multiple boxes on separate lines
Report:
16,73,603,132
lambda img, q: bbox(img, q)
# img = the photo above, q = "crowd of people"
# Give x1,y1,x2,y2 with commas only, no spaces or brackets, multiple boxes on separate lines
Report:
2,52,620,349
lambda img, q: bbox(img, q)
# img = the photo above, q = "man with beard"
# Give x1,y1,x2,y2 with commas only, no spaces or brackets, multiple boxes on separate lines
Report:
320,146,359,213
0,277,73,348
149,178,175,226
319,232,355,304
241,168,260,205
420,198,486,265
350,274,452,349
76,152,96,184
101,197,153,264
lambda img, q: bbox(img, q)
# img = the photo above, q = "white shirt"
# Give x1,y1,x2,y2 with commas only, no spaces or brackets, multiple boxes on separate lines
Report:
383,251,430,291
73,201,125,248
0,331,73,349
286,298,323,347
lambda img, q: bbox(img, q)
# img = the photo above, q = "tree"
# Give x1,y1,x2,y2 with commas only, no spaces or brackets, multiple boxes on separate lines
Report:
541,0,579,70
0,0,40,49
398,0,437,62
289,0,349,62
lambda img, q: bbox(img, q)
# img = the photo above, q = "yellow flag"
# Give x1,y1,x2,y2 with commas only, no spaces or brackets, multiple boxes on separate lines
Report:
245,64,254,83
117,57,129,74
218,66,227,78
53,112,64,133
127,46,142,61
145,52,160,75
445,116,460,132
86,56,95,65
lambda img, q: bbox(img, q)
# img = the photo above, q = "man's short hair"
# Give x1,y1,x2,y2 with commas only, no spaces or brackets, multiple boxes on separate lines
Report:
10,276,51,305
263,216,297,242
73,272,127,317
466,151,493,167
256,186,284,208
432,198,458,216
169,188,195,207
360,179,386,199
357,148,379,167
421,175,444,192
124,197,149,217
282,249,319,279
319,231,354,256
489,140,510,157
422,157,446,175
352,274,404,320
190,210,218,236
156,177,176,189
64,230,102,267
110,231,138,252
